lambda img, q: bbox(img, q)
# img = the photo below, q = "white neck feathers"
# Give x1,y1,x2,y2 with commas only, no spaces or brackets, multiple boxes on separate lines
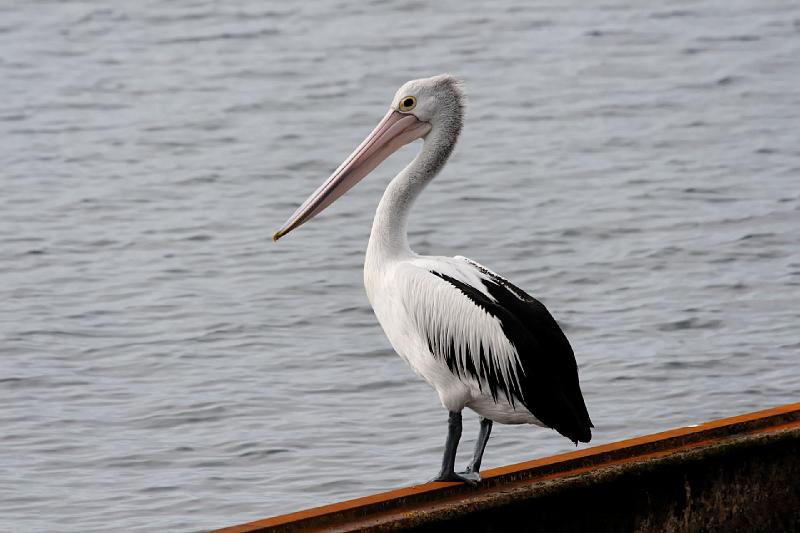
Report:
366,120,460,262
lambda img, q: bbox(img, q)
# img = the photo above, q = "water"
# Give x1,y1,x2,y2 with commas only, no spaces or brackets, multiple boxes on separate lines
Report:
1,1,799,531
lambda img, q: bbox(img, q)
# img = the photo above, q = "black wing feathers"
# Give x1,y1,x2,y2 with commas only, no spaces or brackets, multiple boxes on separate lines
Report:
427,272,524,406
429,269,593,444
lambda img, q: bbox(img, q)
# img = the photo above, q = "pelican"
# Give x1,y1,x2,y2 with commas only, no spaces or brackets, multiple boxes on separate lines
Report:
273,75,592,484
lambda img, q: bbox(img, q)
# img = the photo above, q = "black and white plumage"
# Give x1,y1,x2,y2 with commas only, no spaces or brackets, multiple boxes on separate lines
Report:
274,75,592,484
428,257,592,443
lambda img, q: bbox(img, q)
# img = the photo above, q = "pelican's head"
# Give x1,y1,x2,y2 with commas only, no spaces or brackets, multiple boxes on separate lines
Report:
390,74,464,131
273,74,464,241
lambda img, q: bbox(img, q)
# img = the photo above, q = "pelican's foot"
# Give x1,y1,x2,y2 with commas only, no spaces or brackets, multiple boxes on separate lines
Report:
431,471,481,486
463,463,479,475
458,470,481,483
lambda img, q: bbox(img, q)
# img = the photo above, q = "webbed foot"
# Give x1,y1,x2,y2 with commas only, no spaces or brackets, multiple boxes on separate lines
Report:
463,464,481,477
431,470,481,486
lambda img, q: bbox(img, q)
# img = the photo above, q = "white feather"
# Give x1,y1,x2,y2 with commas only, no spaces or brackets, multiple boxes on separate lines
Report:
365,253,541,425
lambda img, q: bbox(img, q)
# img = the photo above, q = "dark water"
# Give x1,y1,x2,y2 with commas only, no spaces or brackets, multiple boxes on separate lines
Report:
2,1,799,531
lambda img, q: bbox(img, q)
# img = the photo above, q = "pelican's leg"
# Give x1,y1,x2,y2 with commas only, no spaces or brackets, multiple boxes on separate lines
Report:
462,417,493,478
432,411,480,485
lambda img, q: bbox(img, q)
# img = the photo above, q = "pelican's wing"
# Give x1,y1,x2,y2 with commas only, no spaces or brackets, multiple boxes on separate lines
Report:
401,255,593,443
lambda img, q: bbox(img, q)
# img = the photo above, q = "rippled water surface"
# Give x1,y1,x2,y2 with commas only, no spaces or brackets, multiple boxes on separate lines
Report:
2,1,799,531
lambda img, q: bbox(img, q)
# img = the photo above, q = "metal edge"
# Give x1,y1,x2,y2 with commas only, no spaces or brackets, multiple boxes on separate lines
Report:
210,402,800,533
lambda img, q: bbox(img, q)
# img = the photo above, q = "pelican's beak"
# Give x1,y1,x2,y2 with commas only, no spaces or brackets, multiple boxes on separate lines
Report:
273,110,431,241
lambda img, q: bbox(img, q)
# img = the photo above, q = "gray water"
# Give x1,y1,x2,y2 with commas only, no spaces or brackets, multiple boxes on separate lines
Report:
2,1,799,531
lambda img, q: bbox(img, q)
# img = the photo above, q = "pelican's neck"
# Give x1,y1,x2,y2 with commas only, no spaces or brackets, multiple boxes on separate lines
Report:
367,119,462,262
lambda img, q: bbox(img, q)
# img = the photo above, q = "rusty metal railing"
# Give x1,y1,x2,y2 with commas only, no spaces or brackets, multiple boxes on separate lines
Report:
210,402,800,533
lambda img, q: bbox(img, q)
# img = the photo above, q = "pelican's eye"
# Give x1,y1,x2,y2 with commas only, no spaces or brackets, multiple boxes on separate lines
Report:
398,96,416,112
